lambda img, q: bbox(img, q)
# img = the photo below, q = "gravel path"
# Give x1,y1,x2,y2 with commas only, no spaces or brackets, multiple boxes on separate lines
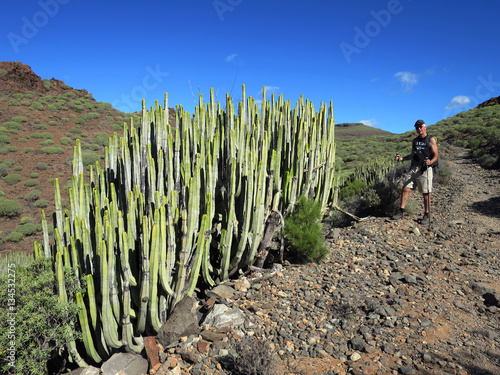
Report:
157,147,500,375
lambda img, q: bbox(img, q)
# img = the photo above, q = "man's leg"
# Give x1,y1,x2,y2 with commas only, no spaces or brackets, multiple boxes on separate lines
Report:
400,187,411,209
423,192,430,213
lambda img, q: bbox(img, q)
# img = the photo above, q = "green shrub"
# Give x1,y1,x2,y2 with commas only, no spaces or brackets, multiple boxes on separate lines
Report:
339,179,367,202
1,160,14,168
39,139,54,146
6,146,17,153
3,122,22,132
284,196,328,263
69,127,81,134
12,116,26,123
0,258,81,374
41,146,64,154
34,199,49,208
0,133,10,144
43,79,52,90
24,147,35,153
19,216,33,224
33,123,47,130
11,93,23,100
0,198,22,217
93,132,109,147
74,118,85,125
24,91,35,99
48,121,58,126
110,123,123,131
24,190,41,202
17,137,27,143
478,154,498,169
0,68,7,77
24,179,39,187
60,137,72,145
29,172,39,178
12,166,22,172
86,112,99,119
5,231,24,242
81,150,100,167
36,162,47,170
30,102,44,111
3,173,21,185
15,223,39,236
21,100,31,106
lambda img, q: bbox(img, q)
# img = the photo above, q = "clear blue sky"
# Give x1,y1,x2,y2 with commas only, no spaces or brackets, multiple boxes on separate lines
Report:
2,0,500,134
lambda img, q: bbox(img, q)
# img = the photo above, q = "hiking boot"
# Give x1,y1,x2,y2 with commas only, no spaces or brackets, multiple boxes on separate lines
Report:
420,213,430,225
392,210,405,220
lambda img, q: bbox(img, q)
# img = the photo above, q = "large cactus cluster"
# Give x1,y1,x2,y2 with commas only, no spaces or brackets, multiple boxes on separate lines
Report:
33,85,337,365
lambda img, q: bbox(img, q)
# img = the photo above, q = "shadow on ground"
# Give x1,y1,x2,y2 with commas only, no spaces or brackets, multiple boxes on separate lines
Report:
471,196,500,219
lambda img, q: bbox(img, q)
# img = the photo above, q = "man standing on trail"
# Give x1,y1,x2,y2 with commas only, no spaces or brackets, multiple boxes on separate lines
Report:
392,120,439,225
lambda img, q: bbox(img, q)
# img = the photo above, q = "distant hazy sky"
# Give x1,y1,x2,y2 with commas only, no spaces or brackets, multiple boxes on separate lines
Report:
2,0,499,133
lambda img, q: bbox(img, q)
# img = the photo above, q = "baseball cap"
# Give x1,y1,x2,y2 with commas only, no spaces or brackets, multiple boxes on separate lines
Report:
414,119,425,128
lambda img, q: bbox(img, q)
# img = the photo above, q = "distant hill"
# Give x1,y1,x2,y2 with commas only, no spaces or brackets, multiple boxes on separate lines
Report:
0,62,148,254
335,122,394,140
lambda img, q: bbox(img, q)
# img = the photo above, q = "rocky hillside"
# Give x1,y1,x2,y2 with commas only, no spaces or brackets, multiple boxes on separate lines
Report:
0,62,151,254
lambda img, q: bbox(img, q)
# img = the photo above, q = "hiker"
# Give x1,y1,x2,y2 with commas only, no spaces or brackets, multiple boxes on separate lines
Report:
392,119,439,224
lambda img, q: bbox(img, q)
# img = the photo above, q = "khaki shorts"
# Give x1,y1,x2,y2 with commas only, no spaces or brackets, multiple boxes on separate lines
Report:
403,165,433,193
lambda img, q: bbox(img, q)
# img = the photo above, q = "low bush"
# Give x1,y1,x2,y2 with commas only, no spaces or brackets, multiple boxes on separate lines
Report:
24,179,39,187
60,137,72,145
1,160,14,168
13,165,22,172
12,116,27,123
0,133,10,144
30,102,44,111
86,112,99,119
16,223,39,236
29,172,39,178
233,336,277,375
3,122,22,132
0,258,81,374
24,190,41,202
19,216,33,224
0,198,22,217
36,162,47,170
41,146,64,155
3,173,21,185
24,147,35,153
34,199,49,208
284,196,328,263
5,231,24,242
39,139,54,146
33,123,48,130
81,150,100,167
93,132,109,147
43,79,52,90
